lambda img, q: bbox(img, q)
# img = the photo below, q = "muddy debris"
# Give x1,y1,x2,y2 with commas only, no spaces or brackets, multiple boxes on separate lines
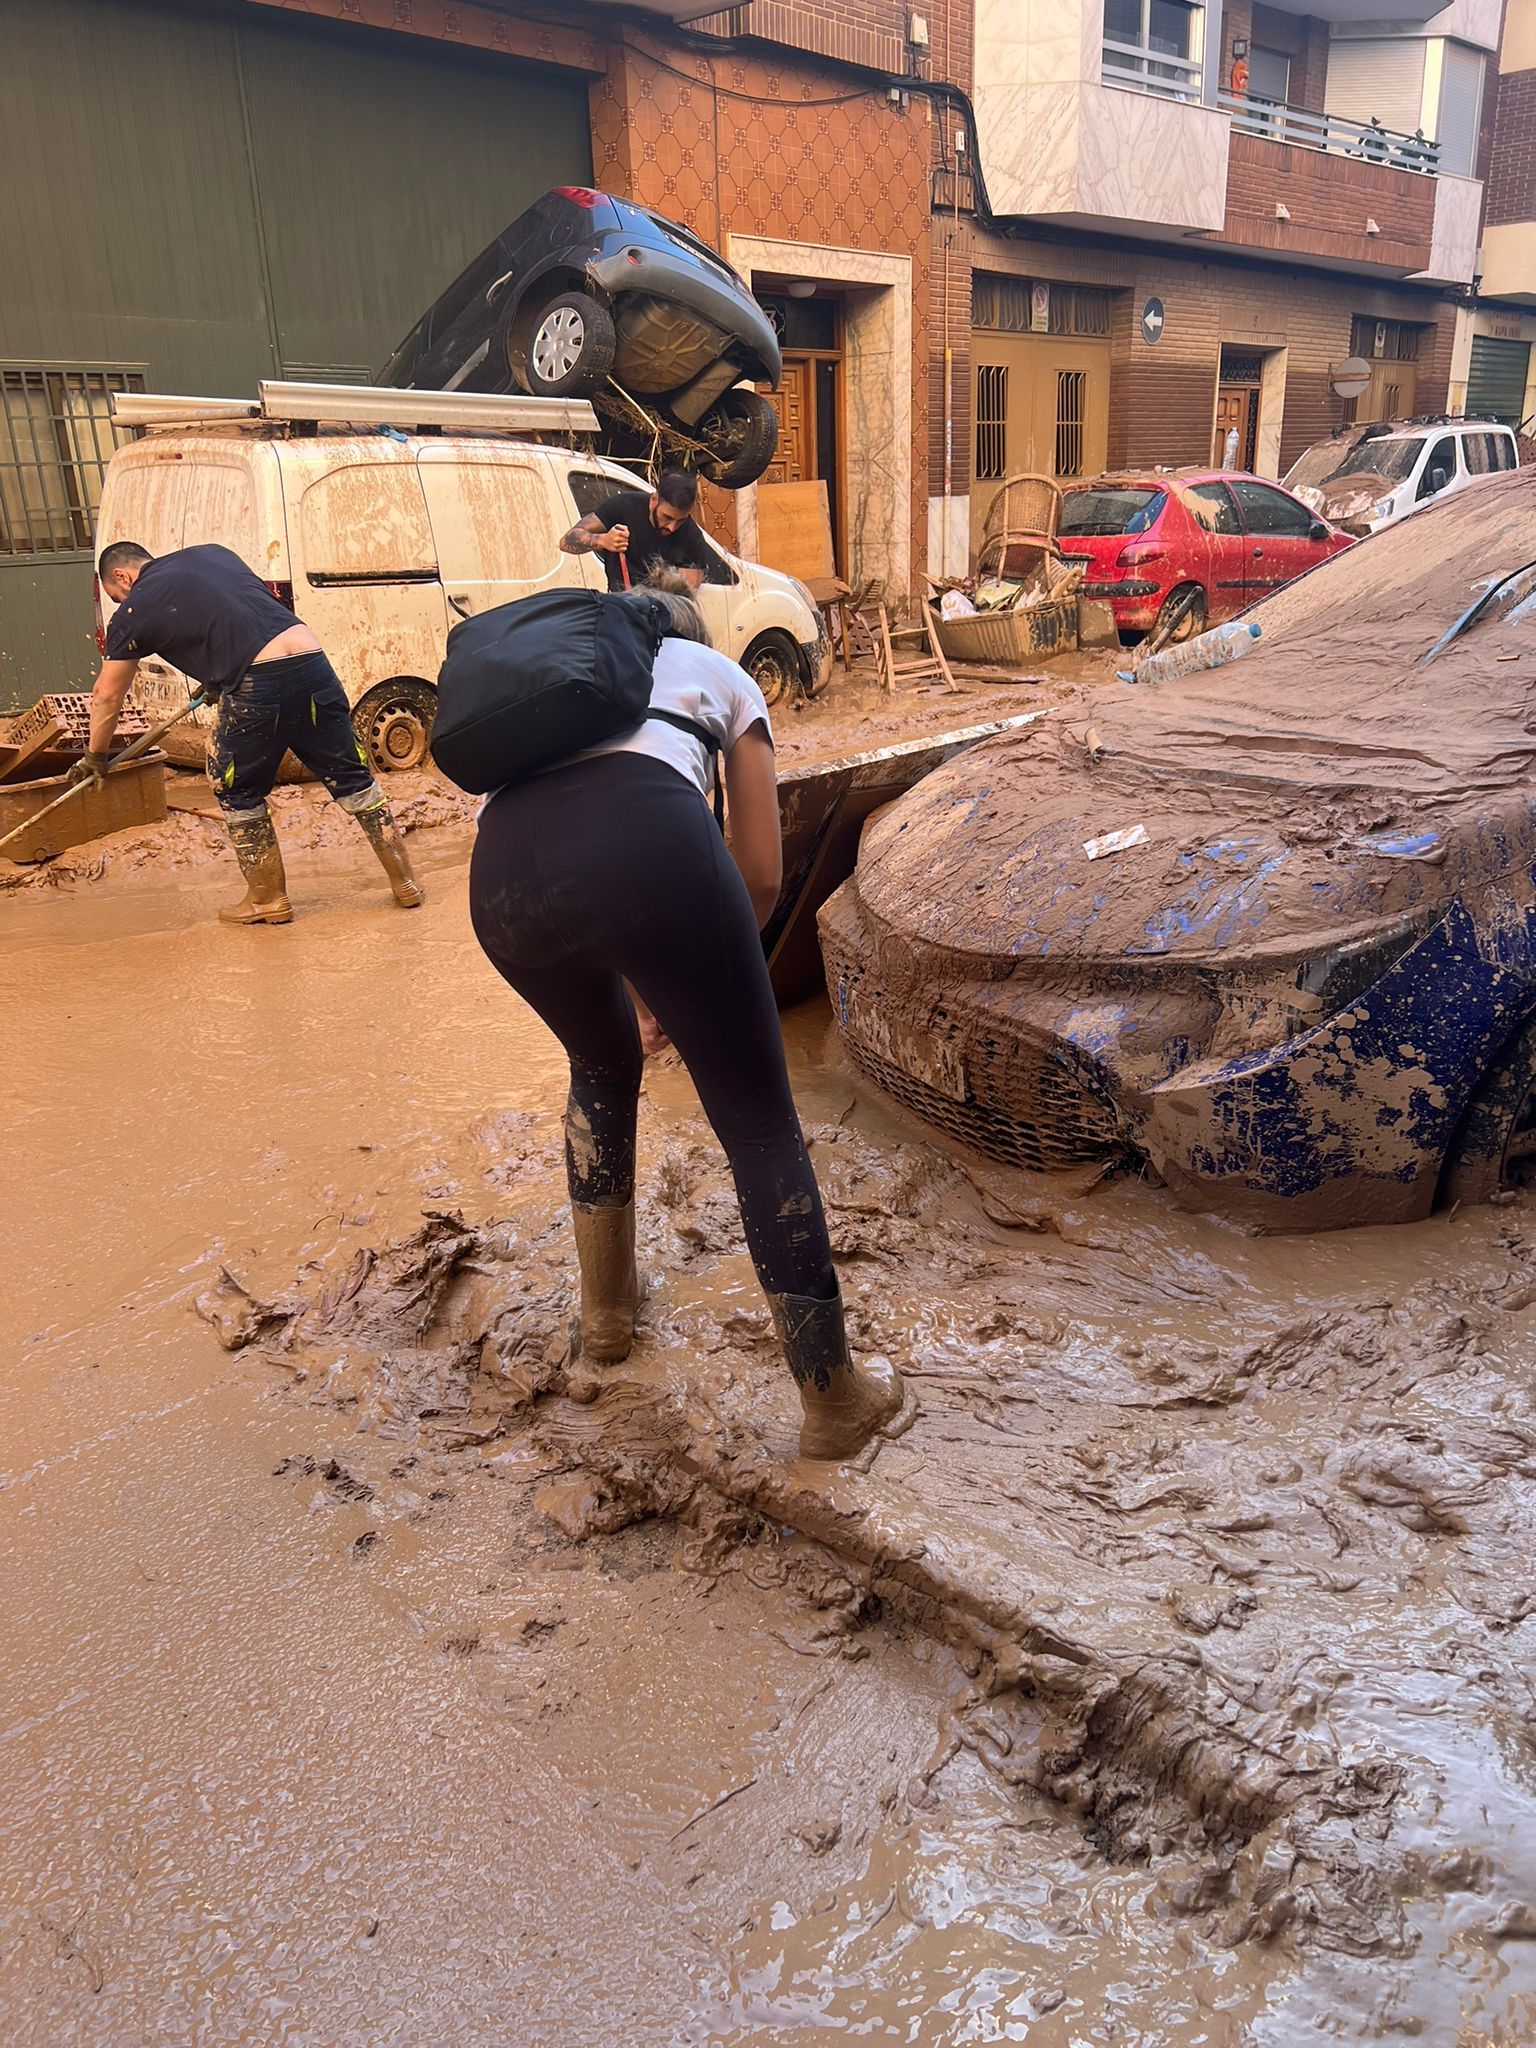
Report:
220,1090,1536,2023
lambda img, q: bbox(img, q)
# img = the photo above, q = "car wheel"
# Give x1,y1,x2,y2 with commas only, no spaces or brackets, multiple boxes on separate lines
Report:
352,677,436,775
1440,1014,1536,1207
1155,584,1206,643
743,629,803,707
694,389,779,489
523,292,615,398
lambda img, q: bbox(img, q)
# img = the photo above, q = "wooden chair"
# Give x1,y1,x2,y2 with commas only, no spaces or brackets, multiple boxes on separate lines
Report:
862,597,959,694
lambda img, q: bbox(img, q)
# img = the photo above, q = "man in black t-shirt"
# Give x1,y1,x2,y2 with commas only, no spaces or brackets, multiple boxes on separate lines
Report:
86,540,423,925
560,469,716,591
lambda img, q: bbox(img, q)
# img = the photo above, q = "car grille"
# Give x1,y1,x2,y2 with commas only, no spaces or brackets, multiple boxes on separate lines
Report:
825,947,1124,1174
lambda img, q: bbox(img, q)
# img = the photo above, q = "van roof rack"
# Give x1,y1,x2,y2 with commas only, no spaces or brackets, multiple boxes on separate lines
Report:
111,383,600,438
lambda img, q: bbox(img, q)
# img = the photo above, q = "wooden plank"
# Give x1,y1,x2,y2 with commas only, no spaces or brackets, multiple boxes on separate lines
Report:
0,717,66,786
754,479,837,582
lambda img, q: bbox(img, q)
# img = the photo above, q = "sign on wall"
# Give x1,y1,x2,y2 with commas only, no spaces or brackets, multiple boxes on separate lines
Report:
1140,297,1165,345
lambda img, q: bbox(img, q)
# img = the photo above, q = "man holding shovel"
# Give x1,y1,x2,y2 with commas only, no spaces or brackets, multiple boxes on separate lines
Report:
560,469,716,592
85,540,423,925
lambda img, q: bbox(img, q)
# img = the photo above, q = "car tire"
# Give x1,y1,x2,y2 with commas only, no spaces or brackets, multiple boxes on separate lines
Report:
523,292,615,398
1439,1013,1536,1207
694,389,779,489
743,629,804,707
1156,584,1207,643
353,677,437,775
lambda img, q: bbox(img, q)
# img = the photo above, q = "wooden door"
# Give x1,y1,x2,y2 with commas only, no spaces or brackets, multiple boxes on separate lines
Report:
1213,385,1258,469
758,359,814,486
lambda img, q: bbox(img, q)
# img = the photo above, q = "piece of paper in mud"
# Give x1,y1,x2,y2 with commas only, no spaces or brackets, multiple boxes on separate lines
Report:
1083,823,1149,860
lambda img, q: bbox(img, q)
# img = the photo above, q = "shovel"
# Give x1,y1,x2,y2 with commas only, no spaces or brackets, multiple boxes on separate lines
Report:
0,692,207,859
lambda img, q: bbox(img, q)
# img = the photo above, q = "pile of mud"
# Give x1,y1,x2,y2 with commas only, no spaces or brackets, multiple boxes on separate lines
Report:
207,1088,1536,2031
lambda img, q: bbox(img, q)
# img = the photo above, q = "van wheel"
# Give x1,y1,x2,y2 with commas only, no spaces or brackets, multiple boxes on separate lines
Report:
695,390,779,489
1440,1014,1536,1207
353,678,436,775
524,292,615,398
743,630,803,707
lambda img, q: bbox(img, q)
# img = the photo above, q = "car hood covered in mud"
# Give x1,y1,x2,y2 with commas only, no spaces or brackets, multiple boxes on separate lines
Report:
855,467,1536,978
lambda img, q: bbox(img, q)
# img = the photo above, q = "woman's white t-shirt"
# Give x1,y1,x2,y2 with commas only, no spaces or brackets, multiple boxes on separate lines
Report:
582,637,773,799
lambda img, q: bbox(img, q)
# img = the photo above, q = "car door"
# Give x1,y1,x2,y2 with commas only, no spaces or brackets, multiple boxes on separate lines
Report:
1228,477,1322,600
560,462,743,651
1413,434,1461,510
1180,480,1245,622
418,449,576,620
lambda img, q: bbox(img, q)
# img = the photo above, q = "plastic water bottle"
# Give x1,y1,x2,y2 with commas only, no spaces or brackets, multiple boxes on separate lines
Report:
1128,619,1262,687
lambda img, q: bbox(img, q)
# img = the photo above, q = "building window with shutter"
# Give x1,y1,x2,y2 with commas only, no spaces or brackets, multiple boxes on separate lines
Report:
976,365,1008,481
1055,370,1087,477
0,365,144,557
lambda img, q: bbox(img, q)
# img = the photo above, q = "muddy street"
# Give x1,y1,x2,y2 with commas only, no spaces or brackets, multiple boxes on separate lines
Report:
4,805,1535,2045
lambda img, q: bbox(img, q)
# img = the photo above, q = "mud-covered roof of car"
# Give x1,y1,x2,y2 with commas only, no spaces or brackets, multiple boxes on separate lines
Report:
852,467,1536,969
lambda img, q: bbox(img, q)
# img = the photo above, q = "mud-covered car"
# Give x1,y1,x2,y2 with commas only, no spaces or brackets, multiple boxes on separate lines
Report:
820,467,1536,1229
379,186,781,488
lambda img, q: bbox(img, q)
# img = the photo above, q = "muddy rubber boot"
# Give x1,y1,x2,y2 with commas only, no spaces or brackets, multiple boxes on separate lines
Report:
353,800,424,908
571,1201,642,1363
219,812,293,926
770,1286,904,1463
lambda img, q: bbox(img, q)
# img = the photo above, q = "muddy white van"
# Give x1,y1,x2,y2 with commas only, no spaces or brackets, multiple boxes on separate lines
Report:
1284,415,1519,537
97,384,829,772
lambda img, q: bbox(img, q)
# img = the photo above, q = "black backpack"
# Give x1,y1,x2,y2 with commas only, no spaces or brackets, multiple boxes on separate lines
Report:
432,586,723,819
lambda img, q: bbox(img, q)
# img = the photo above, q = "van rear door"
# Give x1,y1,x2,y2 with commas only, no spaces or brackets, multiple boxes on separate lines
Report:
285,445,447,708
417,448,577,619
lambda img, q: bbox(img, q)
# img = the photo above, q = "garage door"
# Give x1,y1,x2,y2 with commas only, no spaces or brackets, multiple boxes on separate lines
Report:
1467,337,1532,427
237,13,593,383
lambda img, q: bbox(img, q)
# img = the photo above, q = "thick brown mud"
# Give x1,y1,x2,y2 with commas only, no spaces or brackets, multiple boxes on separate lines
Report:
5,782,1534,2043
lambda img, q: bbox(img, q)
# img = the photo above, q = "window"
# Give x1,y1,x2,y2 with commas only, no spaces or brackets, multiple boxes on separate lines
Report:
1416,436,1458,501
0,365,144,556
1183,480,1242,534
1059,486,1166,537
1230,478,1313,536
1103,0,1202,101
1349,317,1423,363
973,277,1112,339
1434,41,1485,180
975,366,1008,482
1055,370,1087,478
1462,432,1495,476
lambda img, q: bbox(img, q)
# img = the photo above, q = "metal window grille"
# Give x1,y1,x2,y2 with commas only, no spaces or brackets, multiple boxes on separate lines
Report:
976,365,1008,481
1350,317,1423,362
1055,370,1087,477
972,276,1032,333
0,365,145,557
1049,286,1113,337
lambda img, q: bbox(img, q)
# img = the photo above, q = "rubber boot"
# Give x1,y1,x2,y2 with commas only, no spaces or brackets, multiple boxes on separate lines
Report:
571,1201,642,1363
354,799,425,908
770,1285,904,1463
219,811,293,926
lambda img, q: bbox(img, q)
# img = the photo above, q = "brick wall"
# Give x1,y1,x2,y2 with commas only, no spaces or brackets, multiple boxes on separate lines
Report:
694,0,970,87
1218,130,1436,270
973,230,1456,474
1486,69,1536,226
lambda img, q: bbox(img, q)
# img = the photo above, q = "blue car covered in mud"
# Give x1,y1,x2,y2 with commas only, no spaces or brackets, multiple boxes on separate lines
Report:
820,466,1536,1228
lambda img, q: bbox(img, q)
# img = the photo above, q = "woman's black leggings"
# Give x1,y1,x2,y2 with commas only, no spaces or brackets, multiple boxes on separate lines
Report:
468,751,835,1302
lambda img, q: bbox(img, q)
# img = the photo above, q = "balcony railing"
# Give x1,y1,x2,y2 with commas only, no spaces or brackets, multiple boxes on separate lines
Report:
1219,91,1441,174
1101,39,1203,103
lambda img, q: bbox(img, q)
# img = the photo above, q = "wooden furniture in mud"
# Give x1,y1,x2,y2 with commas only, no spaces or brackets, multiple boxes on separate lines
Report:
0,749,168,862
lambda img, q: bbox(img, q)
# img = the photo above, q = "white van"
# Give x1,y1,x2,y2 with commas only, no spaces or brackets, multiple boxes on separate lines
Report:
1284,415,1519,537
95,401,829,772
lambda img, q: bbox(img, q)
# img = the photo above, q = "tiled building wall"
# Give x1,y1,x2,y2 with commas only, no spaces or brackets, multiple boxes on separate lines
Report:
590,30,940,571
973,231,1455,474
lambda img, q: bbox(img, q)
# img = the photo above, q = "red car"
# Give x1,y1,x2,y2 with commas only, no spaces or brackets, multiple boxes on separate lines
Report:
1056,470,1352,641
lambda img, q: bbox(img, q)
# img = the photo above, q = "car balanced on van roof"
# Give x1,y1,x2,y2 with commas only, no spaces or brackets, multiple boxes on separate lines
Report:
379,187,783,490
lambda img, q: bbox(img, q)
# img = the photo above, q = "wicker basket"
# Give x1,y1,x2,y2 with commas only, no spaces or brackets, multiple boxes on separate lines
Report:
934,597,1078,665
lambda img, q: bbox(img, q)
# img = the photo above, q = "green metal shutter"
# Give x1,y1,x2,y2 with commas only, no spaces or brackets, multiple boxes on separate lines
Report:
234,12,593,383
1467,337,1532,426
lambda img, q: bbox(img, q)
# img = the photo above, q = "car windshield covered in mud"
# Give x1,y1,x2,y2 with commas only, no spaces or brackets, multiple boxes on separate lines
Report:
820,467,1536,1230
379,186,781,488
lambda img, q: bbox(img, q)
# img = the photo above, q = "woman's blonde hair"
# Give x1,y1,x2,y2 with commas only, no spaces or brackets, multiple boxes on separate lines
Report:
642,566,712,648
